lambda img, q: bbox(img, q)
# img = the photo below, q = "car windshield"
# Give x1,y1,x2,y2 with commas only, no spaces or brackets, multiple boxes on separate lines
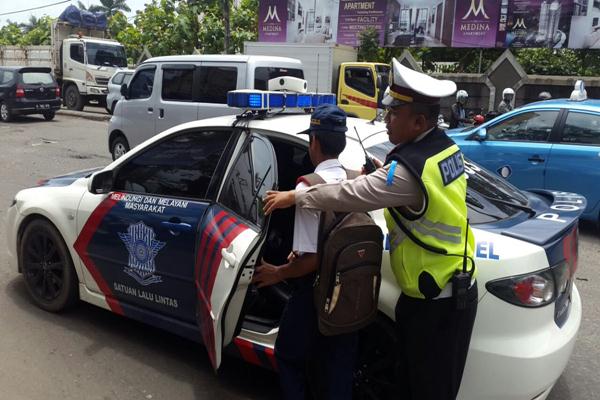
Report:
254,67,304,90
86,43,127,68
21,72,54,85
366,141,530,224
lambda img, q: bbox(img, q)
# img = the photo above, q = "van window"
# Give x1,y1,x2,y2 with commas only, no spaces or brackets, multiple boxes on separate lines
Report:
197,66,237,104
70,43,84,63
162,67,194,101
344,67,375,98
254,67,304,90
111,72,125,85
128,67,156,100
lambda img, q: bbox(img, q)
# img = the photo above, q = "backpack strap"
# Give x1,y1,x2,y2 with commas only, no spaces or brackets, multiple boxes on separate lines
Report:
296,173,326,187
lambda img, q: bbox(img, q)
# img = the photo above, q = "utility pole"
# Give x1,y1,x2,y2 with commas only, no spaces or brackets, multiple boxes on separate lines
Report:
223,0,231,53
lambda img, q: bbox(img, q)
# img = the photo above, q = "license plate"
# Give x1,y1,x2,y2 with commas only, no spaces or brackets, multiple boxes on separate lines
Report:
35,104,50,110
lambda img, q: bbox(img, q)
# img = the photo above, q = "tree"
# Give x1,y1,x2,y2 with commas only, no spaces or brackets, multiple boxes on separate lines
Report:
357,27,380,62
20,16,52,45
89,0,132,17
0,22,21,45
19,15,39,33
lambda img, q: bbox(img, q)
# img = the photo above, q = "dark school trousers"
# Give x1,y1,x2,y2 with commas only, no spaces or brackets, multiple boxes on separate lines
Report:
275,279,358,400
395,282,478,400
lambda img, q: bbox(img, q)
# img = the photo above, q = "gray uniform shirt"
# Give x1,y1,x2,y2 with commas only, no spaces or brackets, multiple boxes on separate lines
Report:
296,161,424,213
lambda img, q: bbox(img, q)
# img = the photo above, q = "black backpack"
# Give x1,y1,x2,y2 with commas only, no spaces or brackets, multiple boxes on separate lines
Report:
299,172,384,336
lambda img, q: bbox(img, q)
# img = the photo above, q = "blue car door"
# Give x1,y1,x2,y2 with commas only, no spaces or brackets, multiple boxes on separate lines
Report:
75,128,235,327
545,110,600,219
470,109,560,189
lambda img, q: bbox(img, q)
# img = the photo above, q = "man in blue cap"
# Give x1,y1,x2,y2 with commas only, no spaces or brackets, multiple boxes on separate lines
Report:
253,104,357,400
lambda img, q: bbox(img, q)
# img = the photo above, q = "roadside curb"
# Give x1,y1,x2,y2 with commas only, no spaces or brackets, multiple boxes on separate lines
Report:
57,109,111,122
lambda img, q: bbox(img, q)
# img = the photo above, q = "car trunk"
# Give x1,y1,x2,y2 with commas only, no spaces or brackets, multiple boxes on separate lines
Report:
18,68,57,100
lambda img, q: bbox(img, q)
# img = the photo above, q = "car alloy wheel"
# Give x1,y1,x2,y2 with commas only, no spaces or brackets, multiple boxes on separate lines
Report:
0,102,11,122
111,136,129,160
353,317,398,400
20,220,78,312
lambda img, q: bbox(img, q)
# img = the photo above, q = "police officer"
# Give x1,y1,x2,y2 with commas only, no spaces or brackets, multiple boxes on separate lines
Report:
254,104,357,400
498,88,515,114
263,58,478,400
449,89,470,129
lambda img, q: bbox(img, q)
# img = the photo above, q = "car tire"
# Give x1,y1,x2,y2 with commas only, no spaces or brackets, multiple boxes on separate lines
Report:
353,315,399,400
19,219,79,312
0,101,13,122
64,84,84,111
111,135,130,160
43,111,55,121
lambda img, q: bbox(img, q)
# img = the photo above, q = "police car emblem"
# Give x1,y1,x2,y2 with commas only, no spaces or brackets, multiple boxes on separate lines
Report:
118,222,165,286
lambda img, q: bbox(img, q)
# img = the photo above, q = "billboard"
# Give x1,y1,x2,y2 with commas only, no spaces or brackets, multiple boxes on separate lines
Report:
258,0,597,48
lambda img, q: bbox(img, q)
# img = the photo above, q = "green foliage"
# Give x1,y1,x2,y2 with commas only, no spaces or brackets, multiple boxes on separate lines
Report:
514,49,580,75
357,27,380,62
0,23,22,45
89,0,132,16
20,16,52,45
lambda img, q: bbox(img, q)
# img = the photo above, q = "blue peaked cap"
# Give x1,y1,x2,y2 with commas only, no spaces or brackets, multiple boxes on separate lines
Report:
299,104,348,135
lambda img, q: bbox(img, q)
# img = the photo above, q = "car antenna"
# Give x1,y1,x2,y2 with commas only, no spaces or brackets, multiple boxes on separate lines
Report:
354,126,377,174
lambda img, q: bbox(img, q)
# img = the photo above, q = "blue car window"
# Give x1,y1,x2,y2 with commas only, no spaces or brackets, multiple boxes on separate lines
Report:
487,111,558,142
561,112,600,145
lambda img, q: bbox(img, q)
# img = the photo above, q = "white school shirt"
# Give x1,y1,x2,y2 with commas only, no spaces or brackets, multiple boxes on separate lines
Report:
292,159,347,254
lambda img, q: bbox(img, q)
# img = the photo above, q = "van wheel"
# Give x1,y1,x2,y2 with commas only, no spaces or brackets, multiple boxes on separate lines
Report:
19,219,79,312
353,316,398,400
64,85,84,111
43,111,55,121
111,135,129,160
0,101,12,122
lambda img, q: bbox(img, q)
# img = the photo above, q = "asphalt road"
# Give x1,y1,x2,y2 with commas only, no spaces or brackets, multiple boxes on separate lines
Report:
0,112,598,400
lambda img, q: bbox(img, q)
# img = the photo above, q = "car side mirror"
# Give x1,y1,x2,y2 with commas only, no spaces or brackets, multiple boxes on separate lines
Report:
89,170,114,194
376,74,382,89
469,128,487,141
120,83,128,99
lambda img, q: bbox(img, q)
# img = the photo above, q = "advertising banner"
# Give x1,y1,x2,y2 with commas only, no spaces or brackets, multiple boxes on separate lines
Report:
453,0,501,47
257,0,592,49
337,0,387,46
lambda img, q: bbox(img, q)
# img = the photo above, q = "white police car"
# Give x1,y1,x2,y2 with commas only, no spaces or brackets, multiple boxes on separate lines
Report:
6,89,584,400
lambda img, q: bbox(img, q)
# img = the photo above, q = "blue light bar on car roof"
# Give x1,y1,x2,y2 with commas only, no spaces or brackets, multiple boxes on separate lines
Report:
227,90,336,111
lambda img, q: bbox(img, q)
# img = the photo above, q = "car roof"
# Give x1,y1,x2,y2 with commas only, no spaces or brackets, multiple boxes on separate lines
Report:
143,54,303,65
515,98,600,112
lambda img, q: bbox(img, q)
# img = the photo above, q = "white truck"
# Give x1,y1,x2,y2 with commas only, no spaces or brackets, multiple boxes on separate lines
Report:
244,42,390,120
0,20,127,111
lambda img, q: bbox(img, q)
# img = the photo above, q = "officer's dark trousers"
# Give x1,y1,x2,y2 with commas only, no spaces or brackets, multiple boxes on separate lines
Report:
275,280,358,400
394,282,478,400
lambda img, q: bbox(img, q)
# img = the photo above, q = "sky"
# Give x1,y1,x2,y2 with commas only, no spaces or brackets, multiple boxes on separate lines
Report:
0,0,150,26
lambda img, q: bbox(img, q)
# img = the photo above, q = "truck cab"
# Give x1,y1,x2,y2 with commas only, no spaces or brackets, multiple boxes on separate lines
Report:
337,62,390,120
52,21,127,111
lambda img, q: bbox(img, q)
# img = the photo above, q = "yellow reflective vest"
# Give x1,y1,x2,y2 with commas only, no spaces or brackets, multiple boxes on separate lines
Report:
383,128,476,299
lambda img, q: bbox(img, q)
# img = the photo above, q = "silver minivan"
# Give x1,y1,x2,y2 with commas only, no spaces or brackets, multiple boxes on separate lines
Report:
107,54,304,159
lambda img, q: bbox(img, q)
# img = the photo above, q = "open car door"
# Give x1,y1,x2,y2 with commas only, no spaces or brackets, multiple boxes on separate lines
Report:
196,130,277,369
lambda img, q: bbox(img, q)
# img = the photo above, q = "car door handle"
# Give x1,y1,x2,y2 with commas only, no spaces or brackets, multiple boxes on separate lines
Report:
161,221,192,233
147,107,154,114
159,108,164,118
221,246,236,268
528,155,545,162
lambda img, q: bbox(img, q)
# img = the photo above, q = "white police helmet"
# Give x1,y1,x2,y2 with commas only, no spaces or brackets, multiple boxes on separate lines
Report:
456,90,468,102
502,88,515,99
382,58,456,107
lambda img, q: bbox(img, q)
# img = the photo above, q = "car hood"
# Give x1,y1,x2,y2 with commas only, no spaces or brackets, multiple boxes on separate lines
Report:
36,167,103,187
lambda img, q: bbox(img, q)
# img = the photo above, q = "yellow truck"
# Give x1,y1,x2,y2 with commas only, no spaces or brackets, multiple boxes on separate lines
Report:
243,42,389,120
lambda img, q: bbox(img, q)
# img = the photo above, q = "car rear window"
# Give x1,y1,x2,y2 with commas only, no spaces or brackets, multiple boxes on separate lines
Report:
21,72,54,85
366,140,530,224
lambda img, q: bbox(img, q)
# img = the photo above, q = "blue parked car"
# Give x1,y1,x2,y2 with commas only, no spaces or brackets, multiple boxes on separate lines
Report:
448,94,600,223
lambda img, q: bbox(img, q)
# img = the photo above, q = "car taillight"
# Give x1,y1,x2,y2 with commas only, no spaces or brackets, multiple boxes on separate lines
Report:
16,86,25,98
55,87,61,97
486,261,569,308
